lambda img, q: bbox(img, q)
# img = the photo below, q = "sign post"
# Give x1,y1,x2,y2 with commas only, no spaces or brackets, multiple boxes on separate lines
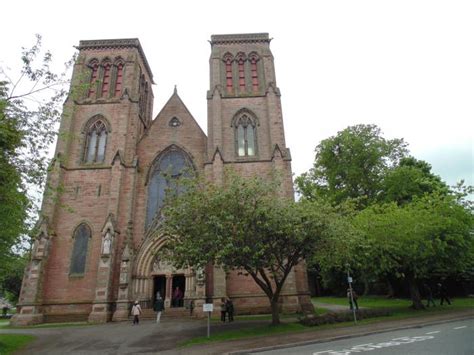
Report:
346,264,357,324
203,303,214,338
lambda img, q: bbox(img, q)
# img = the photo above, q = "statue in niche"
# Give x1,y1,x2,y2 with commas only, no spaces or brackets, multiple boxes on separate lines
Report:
196,267,205,286
102,230,112,255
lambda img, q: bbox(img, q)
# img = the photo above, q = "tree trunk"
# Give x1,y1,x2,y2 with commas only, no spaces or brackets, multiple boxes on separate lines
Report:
270,298,280,325
363,276,370,296
407,274,425,310
386,278,394,298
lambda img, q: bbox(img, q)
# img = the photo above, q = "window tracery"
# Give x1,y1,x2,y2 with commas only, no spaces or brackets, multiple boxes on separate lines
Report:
233,112,257,157
146,147,194,228
84,118,108,163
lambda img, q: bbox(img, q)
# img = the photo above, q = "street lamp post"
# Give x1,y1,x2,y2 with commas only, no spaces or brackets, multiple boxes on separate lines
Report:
346,263,357,324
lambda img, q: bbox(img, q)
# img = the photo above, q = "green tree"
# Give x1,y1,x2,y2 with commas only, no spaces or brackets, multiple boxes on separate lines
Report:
0,35,73,295
161,173,342,325
352,193,473,309
0,83,29,263
296,124,408,208
380,156,449,205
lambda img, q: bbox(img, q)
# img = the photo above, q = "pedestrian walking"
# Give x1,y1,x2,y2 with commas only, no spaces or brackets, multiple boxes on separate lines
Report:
131,300,142,325
347,288,359,310
437,283,451,305
226,297,234,322
220,297,227,322
423,283,436,307
154,293,165,323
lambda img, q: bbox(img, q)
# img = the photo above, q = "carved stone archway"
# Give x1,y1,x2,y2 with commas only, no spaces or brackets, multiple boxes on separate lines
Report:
132,234,202,309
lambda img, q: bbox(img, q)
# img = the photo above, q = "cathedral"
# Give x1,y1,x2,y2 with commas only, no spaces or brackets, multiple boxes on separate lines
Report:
12,33,313,325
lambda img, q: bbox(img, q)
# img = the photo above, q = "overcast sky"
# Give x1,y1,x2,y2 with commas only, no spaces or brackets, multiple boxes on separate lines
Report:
2,0,473,187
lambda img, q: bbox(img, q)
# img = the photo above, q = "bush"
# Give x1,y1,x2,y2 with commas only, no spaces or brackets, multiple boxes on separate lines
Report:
299,308,392,326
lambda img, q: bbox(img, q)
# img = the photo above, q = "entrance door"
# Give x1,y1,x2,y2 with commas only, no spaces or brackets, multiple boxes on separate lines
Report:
153,275,166,303
171,275,185,307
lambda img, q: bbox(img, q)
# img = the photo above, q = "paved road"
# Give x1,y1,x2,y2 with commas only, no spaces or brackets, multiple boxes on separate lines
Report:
251,318,474,355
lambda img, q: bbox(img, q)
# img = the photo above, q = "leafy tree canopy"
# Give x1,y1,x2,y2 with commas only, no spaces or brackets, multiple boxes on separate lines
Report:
350,193,473,309
160,172,346,324
0,35,73,294
380,156,450,205
296,124,408,208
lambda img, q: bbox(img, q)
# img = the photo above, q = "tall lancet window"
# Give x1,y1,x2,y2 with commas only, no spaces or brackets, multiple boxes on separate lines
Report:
88,60,99,98
234,112,257,157
70,223,91,275
101,61,112,97
84,119,108,163
223,53,234,93
249,52,260,92
146,147,194,228
114,61,124,97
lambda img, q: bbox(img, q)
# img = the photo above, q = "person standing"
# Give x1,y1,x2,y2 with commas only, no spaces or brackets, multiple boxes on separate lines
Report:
131,300,142,325
423,283,436,307
226,298,234,322
220,298,227,322
154,293,165,323
172,286,183,307
438,283,451,305
347,288,359,310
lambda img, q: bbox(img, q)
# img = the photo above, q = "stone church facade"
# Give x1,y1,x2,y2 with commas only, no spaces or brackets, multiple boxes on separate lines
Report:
12,33,313,325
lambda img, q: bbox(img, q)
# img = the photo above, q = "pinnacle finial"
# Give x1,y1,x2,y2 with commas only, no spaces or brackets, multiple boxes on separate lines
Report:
174,85,177,94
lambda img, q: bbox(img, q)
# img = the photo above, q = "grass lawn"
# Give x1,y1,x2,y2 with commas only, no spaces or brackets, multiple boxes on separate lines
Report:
0,334,35,355
313,296,474,313
182,322,308,346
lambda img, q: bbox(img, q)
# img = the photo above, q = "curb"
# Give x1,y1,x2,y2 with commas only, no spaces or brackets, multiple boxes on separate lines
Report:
227,313,474,354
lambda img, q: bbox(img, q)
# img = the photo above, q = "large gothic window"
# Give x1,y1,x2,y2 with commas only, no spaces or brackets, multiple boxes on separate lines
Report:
146,147,194,228
70,223,91,275
234,112,257,157
84,118,108,163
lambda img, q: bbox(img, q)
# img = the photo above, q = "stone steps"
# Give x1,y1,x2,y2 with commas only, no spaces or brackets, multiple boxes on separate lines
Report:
139,307,190,320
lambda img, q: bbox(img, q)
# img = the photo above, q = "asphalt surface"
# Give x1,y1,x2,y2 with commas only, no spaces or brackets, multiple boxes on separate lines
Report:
251,318,474,355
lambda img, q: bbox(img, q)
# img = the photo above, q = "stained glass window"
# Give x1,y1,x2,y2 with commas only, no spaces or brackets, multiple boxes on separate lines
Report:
70,224,91,274
146,148,194,228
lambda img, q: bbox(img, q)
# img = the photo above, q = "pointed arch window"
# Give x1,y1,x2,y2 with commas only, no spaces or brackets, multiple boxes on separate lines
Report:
88,61,99,98
70,223,91,275
84,119,108,163
236,54,246,90
114,62,124,97
146,147,194,228
249,53,260,91
223,53,234,93
101,62,112,97
234,113,257,157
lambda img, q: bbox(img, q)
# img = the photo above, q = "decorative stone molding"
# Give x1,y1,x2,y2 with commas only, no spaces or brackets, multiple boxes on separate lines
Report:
210,33,271,46
78,39,154,83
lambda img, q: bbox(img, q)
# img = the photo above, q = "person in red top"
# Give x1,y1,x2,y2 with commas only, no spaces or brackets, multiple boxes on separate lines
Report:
172,286,183,307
